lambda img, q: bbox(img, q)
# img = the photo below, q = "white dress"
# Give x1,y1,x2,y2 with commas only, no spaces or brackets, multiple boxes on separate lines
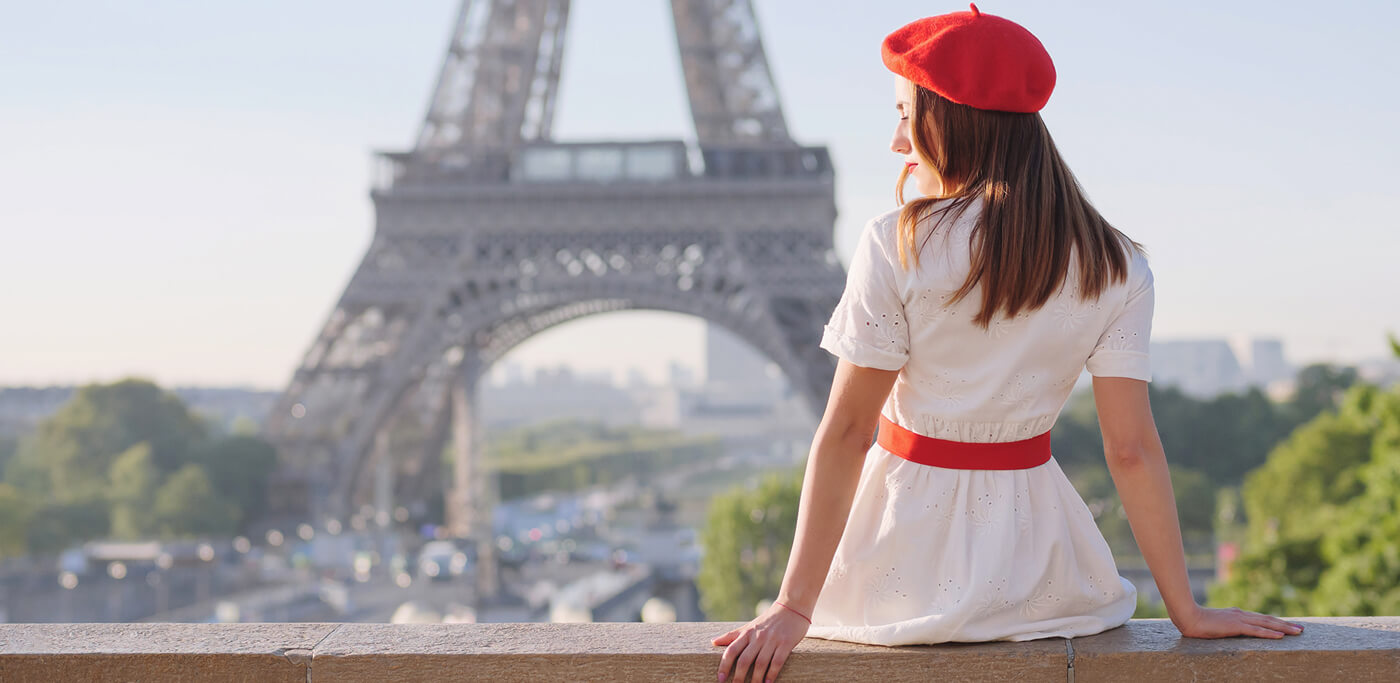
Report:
805,199,1152,646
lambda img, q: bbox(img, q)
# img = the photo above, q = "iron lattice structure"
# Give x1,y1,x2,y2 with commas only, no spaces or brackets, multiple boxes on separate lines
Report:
263,0,845,581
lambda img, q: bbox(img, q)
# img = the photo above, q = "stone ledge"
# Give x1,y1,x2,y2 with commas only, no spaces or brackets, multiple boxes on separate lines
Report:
0,618,1396,682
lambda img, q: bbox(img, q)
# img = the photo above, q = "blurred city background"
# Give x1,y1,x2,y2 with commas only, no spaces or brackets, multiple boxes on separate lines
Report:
1,0,1397,626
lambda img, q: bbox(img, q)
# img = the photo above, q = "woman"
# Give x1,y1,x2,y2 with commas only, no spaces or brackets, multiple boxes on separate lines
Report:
712,5,1304,682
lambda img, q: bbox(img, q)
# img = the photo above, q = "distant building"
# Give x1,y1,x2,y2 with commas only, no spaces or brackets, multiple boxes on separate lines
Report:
1151,337,1294,399
480,365,643,429
1230,337,1292,387
667,361,698,391
703,323,784,405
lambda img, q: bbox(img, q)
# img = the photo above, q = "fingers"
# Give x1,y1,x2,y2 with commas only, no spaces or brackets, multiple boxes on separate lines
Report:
1244,612,1304,636
767,646,791,683
733,633,761,683
718,630,750,681
1242,623,1286,639
751,638,780,683
712,626,744,647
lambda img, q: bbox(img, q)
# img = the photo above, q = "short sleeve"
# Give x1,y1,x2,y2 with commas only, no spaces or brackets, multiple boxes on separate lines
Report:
819,217,910,371
1086,255,1155,381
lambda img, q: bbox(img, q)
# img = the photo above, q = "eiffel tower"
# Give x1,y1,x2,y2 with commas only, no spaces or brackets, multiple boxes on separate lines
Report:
263,0,845,592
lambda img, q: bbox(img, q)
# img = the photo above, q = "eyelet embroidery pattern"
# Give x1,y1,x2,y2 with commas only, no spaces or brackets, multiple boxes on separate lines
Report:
996,373,1038,410
1098,326,1142,353
909,288,953,323
971,577,1014,615
865,565,909,605
864,311,908,355
989,311,1031,339
1014,490,1033,535
922,493,957,525
969,488,1000,535
1053,300,1091,331
1020,580,1064,618
917,369,968,409
929,576,965,613
1067,573,1106,614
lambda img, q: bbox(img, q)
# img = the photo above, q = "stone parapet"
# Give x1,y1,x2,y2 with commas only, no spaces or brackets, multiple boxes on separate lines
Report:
1,618,1396,681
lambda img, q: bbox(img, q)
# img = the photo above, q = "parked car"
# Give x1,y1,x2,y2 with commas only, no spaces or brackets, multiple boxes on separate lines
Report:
417,541,470,582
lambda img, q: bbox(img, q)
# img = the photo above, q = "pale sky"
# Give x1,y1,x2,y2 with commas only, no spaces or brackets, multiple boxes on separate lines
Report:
2,0,1397,389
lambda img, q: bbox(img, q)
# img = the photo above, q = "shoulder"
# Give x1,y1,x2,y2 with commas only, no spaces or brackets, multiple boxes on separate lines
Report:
861,199,971,247
863,206,906,244
1126,242,1153,291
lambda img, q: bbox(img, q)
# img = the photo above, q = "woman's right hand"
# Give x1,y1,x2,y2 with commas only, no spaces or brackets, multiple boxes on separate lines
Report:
1173,604,1305,639
712,602,811,683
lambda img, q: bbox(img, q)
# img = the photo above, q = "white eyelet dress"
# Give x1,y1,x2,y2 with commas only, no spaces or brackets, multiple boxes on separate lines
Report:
805,199,1152,646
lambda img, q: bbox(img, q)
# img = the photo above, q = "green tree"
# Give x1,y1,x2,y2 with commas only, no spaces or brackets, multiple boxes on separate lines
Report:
697,470,803,621
194,435,277,534
1309,384,1400,615
153,464,237,538
0,435,17,476
8,379,205,502
1239,388,1377,543
23,498,109,554
1286,363,1359,426
108,442,159,539
1210,380,1400,616
1052,384,1299,487
1066,462,1217,558
0,483,34,558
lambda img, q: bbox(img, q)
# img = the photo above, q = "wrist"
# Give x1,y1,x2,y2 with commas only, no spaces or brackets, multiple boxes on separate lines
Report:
775,590,816,617
1166,599,1202,625
772,600,812,624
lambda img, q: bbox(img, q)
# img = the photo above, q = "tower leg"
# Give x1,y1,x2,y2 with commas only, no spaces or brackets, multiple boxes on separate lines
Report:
448,370,499,605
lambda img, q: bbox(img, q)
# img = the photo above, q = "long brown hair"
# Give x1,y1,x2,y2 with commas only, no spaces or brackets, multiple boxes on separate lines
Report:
895,84,1145,329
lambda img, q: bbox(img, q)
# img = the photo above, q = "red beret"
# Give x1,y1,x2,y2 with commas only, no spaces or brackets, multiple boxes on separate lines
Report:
882,3,1056,113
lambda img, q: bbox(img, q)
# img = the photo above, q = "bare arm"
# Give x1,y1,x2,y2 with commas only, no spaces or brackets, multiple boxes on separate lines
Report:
714,359,898,682
1091,376,1303,639
777,359,899,613
1091,376,1195,619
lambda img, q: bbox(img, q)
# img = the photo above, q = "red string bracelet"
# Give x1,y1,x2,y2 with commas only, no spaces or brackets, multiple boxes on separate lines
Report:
774,601,811,624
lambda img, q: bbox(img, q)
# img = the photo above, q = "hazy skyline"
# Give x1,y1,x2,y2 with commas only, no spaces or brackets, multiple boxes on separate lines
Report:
3,0,1397,389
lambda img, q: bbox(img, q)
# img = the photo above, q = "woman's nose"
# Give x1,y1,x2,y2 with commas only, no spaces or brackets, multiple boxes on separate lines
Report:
890,128,910,155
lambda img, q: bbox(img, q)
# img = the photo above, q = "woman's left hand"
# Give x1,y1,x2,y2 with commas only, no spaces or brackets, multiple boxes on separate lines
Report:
711,602,811,682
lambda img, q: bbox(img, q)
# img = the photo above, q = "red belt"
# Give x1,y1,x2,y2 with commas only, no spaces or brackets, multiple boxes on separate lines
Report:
876,414,1052,470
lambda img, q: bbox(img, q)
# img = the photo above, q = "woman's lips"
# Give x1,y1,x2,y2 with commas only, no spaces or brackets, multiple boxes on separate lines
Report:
905,162,918,170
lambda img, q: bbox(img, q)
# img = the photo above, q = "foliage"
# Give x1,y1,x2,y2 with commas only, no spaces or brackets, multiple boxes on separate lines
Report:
0,483,33,558
9,379,205,502
194,435,278,534
1133,593,1170,619
108,442,159,539
1053,366,1356,487
1286,364,1360,427
0,435,16,476
153,464,237,538
696,470,803,621
482,418,722,500
23,498,109,555
1209,381,1400,616
1064,462,1218,558
1,378,277,552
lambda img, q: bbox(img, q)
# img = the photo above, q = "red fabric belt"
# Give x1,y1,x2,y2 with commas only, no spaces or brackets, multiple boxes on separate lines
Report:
876,414,1052,470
